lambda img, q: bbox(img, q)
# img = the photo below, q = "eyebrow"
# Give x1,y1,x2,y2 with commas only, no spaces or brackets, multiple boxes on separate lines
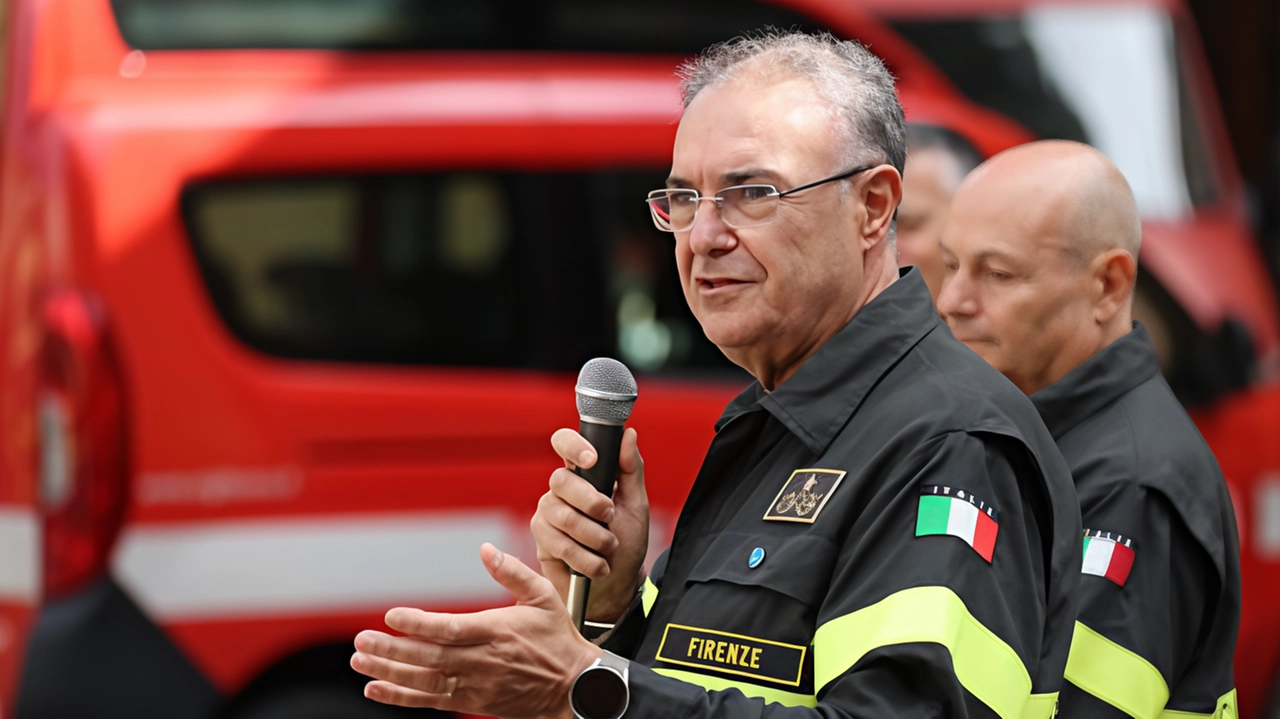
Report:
976,249,1019,264
724,168,781,186
666,168,782,190
937,241,1020,266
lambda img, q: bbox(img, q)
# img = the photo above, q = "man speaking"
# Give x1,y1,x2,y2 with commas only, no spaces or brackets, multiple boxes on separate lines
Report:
351,32,1081,718
937,140,1240,718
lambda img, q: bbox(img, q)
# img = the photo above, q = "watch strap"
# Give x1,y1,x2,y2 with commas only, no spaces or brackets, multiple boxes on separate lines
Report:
597,649,630,679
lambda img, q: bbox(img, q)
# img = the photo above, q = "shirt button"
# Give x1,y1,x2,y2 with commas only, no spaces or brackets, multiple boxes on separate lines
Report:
748,547,765,568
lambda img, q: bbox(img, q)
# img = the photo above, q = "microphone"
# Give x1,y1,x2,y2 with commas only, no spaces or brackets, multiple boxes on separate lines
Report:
567,358,638,634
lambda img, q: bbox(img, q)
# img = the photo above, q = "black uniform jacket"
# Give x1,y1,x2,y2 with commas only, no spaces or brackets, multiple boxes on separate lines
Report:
603,270,1082,718
1032,324,1240,719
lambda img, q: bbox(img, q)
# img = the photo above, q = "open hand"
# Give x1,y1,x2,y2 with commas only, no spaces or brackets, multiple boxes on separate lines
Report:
351,543,602,719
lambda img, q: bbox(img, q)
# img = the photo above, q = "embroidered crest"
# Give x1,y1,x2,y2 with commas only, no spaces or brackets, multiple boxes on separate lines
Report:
763,468,846,523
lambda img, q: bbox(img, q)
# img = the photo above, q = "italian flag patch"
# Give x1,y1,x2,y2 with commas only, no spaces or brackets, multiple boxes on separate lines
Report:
915,485,999,563
1082,530,1136,586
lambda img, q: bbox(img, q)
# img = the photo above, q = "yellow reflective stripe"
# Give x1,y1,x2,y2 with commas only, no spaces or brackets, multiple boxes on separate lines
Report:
642,577,659,617
813,585,1035,719
652,667,817,708
1024,693,1059,719
1160,709,1209,718
1065,621,1169,719
1158,689,1238,719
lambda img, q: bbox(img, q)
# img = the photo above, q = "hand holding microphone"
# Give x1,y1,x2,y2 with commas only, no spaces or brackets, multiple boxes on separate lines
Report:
531,358,649,632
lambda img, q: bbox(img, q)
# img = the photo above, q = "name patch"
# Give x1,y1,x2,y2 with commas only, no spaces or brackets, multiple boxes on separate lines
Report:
656,623,806,687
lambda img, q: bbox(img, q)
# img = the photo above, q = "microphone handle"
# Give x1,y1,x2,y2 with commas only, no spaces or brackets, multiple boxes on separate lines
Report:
575,420,624,497
568,420,626,632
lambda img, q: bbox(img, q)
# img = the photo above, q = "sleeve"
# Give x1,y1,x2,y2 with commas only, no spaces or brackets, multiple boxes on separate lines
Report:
618,431,1060,719
600,550,668,659
1059,483,1222,718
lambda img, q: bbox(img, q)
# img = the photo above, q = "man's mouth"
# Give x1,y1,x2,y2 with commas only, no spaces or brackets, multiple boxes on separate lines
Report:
698,278,746,290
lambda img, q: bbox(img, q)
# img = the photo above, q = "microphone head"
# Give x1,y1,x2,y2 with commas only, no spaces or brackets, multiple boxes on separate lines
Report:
575,358,638,425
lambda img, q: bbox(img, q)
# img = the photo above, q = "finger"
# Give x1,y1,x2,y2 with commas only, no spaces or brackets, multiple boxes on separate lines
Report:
532,495,616,561
551,428,597,469
383,609,493,646
544,496,617,555
548,469,615,523
532,522,611,579
351,650,458,696
364,680,453,710
617,427,643,477
480,542,560,608
355,630,453,670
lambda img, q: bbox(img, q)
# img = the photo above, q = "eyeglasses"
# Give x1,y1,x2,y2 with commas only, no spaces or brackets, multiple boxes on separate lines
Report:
645,166,874,233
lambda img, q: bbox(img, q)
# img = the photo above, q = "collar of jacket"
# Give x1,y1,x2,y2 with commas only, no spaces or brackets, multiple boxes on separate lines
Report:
1030,321,1162,440
714,268,940,454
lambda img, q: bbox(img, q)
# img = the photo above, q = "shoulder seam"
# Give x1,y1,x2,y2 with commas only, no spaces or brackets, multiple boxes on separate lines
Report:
1115,399,1143,495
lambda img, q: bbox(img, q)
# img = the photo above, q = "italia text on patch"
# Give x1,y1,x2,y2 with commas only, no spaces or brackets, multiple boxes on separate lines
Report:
1081,529,1136,586
915,484,999,562
656,623,807,687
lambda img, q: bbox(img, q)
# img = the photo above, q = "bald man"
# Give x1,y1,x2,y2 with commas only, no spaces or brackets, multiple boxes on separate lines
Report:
936,140,1240,718
897,124,982,299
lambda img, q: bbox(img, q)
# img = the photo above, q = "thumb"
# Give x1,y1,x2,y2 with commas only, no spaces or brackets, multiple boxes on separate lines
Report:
481,543,557,608
616,428,643,482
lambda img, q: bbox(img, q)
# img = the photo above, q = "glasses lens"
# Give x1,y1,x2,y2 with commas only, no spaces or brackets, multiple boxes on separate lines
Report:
647,190,697,232
720,185,778,228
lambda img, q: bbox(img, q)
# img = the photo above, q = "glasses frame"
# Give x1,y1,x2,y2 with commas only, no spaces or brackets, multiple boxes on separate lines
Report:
646,165,876,233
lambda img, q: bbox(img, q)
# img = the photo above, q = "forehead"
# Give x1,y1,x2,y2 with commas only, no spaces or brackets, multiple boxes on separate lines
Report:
901,154,957,209
942,192,1070,264
905,148,964,194
672,72,840,181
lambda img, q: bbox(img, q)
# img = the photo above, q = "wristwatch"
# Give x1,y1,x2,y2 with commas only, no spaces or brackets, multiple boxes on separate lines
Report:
569,649,630,719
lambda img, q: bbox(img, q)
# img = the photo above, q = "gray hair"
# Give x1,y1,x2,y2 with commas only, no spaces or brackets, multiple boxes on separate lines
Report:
677,30,907,176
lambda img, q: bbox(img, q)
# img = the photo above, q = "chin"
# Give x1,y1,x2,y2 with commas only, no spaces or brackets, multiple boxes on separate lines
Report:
698,316,764,355
962,340,1001,365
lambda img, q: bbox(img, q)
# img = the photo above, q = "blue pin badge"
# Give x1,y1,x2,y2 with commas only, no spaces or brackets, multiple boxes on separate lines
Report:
748,547,765,569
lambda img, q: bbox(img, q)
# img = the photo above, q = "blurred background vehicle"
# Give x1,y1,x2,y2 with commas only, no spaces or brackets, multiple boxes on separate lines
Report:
0,0,1277,717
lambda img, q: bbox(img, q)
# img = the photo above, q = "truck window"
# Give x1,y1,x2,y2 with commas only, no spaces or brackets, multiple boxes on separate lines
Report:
110,0,822,53
893,4,1221,219
184,171,742,377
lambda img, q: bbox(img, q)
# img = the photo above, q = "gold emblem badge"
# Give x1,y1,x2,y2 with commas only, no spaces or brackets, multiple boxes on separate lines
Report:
764,468,846,523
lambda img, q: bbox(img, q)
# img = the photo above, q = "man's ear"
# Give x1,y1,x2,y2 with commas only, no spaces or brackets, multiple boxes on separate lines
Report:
858,165,903,249
1093,248,1138,324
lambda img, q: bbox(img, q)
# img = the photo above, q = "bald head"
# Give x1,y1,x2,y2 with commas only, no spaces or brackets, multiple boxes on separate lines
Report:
959,140,1141,267
936,140,1143,395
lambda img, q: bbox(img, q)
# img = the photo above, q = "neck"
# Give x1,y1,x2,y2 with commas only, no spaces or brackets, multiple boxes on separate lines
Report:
1099,310,1133,347
751,251,899,391
1022,312,1133,395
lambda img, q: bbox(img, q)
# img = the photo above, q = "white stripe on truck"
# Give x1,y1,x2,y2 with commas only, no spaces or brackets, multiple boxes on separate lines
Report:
0,506,40,602
112,511,518,620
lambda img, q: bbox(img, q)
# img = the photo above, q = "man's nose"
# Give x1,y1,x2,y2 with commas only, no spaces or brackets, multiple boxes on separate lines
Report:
686,199,737,255
936,273,976,319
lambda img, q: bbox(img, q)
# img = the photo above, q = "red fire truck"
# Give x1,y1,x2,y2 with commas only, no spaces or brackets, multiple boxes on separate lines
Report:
1,0,1277,717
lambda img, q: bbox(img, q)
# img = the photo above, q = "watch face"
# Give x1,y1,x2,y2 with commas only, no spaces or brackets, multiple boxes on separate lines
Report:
572,667,627,719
